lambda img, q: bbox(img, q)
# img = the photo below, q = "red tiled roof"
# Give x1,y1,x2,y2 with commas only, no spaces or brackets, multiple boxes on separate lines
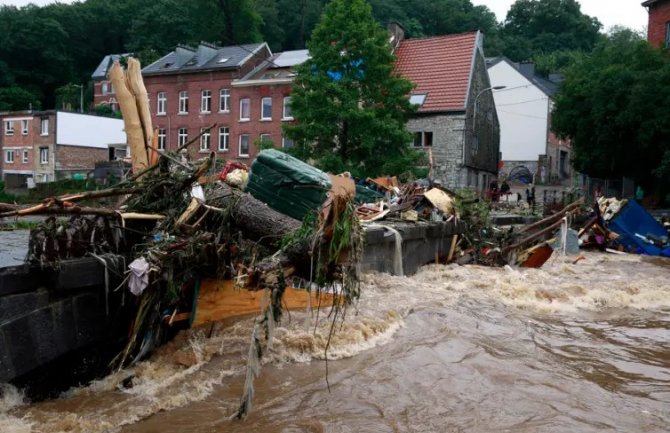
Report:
394,32,479,113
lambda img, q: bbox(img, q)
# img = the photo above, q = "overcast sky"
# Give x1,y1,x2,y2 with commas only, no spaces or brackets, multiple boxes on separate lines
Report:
1,0,649,32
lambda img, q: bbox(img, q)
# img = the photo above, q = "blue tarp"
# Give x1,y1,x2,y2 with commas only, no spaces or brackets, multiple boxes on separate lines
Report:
607,200,670,256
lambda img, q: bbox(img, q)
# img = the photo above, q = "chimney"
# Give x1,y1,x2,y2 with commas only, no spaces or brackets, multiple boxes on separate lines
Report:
518,62,536,78
388,22,405,52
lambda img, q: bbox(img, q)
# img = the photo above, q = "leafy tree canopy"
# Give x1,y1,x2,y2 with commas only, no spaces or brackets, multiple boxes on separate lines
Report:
0,87,41,111
552,29,670,188
284,0,419,178
500,0,602,61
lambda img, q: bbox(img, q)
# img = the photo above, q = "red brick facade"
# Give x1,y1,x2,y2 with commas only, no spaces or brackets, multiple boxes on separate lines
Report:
1,112,55,187
55,144,108,177
144,72,294,163
646,0,670,47
1,111,120,187
93,80,118,111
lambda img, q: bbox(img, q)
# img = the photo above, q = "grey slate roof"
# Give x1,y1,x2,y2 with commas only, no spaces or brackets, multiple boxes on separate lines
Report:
486,56,561,97
142,42,269,76
91,54,129,80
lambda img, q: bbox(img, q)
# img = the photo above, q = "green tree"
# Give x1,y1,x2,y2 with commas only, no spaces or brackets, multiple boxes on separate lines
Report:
501,0,602,61
284,0,418,178
552,29,670,192
0,87,41,111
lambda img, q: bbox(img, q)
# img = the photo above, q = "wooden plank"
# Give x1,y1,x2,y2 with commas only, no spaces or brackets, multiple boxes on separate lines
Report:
192,279,335,327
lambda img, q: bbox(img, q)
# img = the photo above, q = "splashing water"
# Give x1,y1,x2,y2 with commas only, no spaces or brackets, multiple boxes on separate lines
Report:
1,252,669,432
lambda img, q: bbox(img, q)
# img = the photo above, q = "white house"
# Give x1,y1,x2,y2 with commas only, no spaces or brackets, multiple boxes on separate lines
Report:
486,58,570,184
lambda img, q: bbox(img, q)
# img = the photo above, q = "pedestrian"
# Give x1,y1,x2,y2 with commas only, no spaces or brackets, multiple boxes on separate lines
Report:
526,183,536,210
500,180,510,201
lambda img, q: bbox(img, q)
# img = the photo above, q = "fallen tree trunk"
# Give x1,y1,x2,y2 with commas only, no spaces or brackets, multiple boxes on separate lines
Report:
208,183,302,248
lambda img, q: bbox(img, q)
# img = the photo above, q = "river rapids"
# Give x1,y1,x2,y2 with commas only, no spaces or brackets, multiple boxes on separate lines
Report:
1,252,669,432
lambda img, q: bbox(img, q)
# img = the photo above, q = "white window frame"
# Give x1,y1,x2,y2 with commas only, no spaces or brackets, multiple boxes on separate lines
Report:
5,150,14,163
157,92,166,115
178,91,189,114
239,98,250,121
40,118,49,136
239,134,250,157
218,126,229,151
261,97,272,120
102,82,108,95
21,119,28,135
22,149,29,164
201,89,212,113
282,96,293,120
178,128,188,146
4,121,14,136
157,128,167,150
200,127,211,151
219,89,230,112
40,147,49,165
282,136,295,149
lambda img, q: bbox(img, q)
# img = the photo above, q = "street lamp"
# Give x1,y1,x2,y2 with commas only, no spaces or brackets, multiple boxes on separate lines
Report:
72,84,84,113
473,85,506,127
465,85,506,167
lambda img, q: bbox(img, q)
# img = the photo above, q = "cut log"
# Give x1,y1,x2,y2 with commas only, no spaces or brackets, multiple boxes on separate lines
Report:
126,58,153,151
208,183,302,248
109,61,149,174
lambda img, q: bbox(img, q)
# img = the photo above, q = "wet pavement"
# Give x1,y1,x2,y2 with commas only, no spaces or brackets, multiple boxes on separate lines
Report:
0,230,29,268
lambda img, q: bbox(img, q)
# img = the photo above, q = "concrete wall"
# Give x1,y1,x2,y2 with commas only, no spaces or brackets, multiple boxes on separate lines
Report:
362,220,464,276
0,258,125,382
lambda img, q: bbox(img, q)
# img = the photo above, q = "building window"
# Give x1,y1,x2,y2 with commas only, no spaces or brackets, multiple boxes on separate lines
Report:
157,128,167,150
413,131,433,147
102,82,108,95
201,90,212,113
40,118,49,136
239,98,250,121
200,127,211,151
218,126,229,151
5,150,14,163
4,120,14,135
178,128,188,146
22,149,29,164
157,92,166,115
40,147,49,165
282,136,295,149
282,96,293,120
21,119,28,135
219,89,230,112
178,91,189,114
239,134,250,157
259,134,273,148
261,97,272,120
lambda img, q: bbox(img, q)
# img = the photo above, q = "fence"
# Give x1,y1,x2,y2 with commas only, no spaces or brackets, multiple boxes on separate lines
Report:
579,175,635,201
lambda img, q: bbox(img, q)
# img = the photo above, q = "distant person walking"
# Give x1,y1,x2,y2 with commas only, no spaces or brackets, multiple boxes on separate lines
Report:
635,185,644,203
526,184,536,210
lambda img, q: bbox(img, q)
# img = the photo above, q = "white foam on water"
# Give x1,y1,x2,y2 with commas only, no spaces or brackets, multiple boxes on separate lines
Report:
8,252,669,432
0,384,33,433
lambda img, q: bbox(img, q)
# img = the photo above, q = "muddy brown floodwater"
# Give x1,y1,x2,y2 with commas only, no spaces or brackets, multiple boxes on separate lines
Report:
2,252,669,433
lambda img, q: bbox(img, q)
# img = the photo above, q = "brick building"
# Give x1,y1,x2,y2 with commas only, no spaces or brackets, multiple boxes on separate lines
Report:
140,42,299,162
0,111,125,188
643,0,670,47
92,54,129,112
93,28,499,187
